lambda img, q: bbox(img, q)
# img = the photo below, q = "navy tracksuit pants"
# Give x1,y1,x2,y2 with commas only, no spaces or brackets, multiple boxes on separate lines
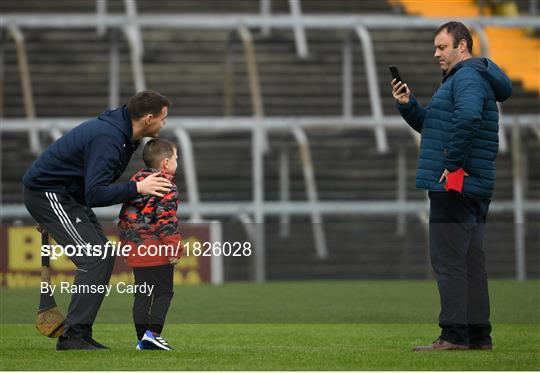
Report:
23,187,115,339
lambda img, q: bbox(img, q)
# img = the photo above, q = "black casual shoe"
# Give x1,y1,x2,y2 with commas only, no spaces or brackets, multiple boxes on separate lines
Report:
470,344,493,350
56,335,100,351
412,338,469,352
83,336,109,349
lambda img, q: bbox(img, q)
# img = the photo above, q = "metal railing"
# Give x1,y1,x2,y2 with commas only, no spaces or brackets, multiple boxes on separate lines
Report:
6,25,40,155
123,0,146,92
3,14,538,28
224,25,268,281
224,22,331,269
288,0,309,58
174,128,202,223
355,26,388,153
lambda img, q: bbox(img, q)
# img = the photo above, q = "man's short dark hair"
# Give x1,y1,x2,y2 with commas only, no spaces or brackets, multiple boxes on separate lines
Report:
128,90,171,120
435,21,473,53
143,138,177,169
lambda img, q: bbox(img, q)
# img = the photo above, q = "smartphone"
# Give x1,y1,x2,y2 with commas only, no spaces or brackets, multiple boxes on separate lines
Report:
388,65,403,83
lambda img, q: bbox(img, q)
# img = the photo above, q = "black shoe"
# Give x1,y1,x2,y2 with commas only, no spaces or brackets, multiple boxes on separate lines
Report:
470,343,492,350
412,338,469,352
56,335,100,351
83,336,109,349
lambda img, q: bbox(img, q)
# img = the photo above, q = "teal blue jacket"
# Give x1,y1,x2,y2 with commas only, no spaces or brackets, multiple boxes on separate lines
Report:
397,58,512,199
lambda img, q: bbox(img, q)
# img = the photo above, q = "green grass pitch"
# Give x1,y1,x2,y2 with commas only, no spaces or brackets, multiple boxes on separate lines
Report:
1,280,539,370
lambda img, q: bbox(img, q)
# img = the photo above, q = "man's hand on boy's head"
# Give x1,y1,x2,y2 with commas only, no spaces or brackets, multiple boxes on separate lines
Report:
136,172,172,197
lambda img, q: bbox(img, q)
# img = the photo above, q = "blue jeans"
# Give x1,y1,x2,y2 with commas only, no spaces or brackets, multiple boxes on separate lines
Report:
428,191,492,346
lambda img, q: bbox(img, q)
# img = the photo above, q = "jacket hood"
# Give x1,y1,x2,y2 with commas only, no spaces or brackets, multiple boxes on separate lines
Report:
453,58,512,102
97,105,133,140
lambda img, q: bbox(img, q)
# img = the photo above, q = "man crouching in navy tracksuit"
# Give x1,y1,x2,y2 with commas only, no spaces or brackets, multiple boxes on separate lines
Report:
23,91,174,350
391,22,512,351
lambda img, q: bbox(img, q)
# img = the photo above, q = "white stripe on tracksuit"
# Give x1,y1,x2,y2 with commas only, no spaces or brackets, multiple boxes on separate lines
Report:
50,192,88,246
45,192,87,247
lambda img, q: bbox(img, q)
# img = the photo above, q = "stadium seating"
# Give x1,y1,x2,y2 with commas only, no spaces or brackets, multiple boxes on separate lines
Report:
395,0,540,95
1,0,538,279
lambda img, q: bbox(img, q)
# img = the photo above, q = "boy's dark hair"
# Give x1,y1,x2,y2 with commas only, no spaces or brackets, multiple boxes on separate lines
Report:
143,138,177,169
127,90,171,120
434,21,473,53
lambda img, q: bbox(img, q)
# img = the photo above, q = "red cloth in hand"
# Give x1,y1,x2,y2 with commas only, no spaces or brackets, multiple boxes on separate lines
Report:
445,168,465,193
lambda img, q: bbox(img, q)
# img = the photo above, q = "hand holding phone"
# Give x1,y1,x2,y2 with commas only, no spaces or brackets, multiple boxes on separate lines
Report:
389,65,410,104
389,65,403,83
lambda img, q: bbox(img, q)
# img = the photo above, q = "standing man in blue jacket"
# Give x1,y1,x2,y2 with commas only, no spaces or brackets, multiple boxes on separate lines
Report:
23,90,173,350
391,22,512,351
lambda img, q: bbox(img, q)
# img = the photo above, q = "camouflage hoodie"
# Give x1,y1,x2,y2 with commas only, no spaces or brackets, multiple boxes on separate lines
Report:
118,168,183,267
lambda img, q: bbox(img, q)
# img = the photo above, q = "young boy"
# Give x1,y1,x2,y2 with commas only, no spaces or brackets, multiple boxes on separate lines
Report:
118,138,184,351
